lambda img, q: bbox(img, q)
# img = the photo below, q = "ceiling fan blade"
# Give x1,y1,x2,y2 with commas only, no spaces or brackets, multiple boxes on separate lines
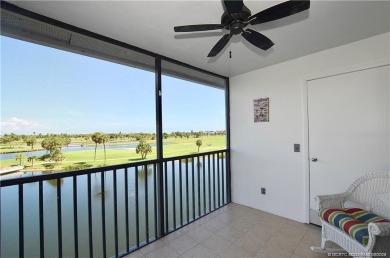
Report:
174,24,224,32
208,34,232,57
249,0,310,25
223,0,244,15
242,29,274,50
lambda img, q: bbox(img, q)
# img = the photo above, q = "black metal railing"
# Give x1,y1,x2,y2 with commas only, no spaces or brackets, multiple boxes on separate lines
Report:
0,149,230,258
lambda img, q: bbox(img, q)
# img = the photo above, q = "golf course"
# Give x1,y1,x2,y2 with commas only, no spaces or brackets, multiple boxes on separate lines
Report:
0,134,226,173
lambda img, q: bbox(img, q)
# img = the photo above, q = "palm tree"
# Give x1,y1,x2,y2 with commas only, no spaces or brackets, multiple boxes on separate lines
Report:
91,132,102,162
196,139,202,153
101,133,110,164
27,155,38,167
25,136,37,155
15,153,26,165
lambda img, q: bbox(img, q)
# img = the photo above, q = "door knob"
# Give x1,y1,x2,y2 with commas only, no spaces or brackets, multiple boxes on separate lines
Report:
311,157,318,162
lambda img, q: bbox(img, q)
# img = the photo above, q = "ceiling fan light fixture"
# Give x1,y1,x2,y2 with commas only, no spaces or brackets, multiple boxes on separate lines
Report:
173,0,310,57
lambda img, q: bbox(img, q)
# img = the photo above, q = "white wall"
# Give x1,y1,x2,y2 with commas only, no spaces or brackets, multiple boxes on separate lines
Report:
229,32,390,223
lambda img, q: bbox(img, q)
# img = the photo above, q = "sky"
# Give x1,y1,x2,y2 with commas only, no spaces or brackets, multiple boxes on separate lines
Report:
0,36,226,135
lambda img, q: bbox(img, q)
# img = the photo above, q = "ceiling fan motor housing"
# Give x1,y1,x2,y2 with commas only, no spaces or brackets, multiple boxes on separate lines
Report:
221,5,251,35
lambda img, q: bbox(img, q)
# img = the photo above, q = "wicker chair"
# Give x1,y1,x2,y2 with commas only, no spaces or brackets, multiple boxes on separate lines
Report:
311,172,390,258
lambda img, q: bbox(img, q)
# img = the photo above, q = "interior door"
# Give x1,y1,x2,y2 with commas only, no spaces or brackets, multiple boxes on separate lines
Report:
308,65,390,225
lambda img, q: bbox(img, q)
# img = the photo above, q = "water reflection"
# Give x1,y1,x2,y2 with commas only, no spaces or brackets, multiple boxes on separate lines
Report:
93,172,110,198
137,165,153,178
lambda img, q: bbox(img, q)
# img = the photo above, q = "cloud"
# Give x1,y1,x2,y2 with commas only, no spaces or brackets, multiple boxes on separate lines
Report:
0,117,42,134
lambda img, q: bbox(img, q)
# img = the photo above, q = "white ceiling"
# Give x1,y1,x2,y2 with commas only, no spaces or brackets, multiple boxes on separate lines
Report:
10,0,390,77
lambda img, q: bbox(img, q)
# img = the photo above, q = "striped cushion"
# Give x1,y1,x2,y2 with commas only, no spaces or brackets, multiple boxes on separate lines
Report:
339,217,369,246
320,208,350,228
344,208,390,223
319,208,369,245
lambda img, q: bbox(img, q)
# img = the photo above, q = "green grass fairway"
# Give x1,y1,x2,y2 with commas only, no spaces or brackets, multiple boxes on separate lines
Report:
0,135,226,172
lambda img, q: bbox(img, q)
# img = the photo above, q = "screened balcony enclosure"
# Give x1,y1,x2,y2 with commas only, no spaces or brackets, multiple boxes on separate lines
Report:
0,3,230,258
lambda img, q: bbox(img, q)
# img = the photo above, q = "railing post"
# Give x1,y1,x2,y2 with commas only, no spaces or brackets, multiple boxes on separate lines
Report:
72,176,78,258
57,178,63,258
18,184,24,258
39,181,44,258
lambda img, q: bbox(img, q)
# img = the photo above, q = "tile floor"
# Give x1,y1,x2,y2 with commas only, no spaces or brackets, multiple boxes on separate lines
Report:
124,203,345,258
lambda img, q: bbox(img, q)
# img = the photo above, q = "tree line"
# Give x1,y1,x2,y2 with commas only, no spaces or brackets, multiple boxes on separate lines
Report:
3,130,224,166
1,130,226,146
10,132,155,166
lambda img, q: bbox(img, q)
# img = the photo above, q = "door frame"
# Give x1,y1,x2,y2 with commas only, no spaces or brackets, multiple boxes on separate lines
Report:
302,59,389,223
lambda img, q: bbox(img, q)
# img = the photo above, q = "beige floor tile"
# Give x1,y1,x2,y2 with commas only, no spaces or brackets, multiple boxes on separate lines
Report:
277,223,308,240
255,243,293,258
268,232,301,253
246,225,276,243
301,227,322,246
232,231,267,256
179,222,200,233
181,244,220,258
144,244,179,258
168,234,199,255
286,220,310,231
139,239,165,255
200,234,232,254
239,212,264,224
125,204,346,258
200,218,226,233
216,225,246,242
214,212,237,225
255,218,284,232
226,203,249,210
123,250,144,258
218,245,253,258
214,207,228,214
306,225,322,233
262,213,289,224
230,218,256,232
160,230,184,244
195,214,216,226
248,208,271,218
224,207,249,218
185,225,213,242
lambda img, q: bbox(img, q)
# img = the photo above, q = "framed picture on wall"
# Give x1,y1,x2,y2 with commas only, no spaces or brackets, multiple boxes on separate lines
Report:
253,97,269,122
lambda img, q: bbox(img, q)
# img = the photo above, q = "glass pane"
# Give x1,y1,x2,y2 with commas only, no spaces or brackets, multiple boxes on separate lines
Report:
161,60,227,158
1,36,156,177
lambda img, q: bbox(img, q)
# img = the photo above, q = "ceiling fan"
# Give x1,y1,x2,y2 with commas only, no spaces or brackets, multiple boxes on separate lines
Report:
174,0,310,57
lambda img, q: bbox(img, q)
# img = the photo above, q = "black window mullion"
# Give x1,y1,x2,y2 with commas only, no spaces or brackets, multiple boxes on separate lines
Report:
155,56,165,238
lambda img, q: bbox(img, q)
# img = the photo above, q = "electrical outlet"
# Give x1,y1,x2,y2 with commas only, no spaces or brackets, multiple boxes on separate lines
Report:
261,187,266,195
